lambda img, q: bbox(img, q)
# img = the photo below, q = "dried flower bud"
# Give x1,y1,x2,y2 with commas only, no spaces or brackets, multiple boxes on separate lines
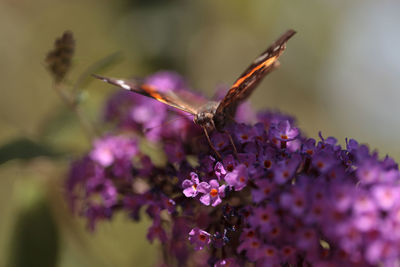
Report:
45,31,75,83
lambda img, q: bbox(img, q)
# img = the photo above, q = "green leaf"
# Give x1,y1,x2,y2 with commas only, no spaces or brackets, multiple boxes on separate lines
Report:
0,138,59,165
7,199,59,267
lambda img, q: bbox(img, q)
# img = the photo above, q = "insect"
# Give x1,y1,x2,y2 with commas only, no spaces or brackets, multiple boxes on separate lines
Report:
93,29,296,158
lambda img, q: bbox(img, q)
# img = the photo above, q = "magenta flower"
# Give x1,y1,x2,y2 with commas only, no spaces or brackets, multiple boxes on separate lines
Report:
251,179,276,203
90,135,138,167
270,120,299,141
198,179,226,207
248,205,279,232
237,237,263,262
182,172,200,197
66,70,400,266
188,227,211,250
371,185,399,210
164,141,185,163
144,71,188,92
224,164,248,191
214,258,240,267
256,245,280,266
234,123,255,144
211,132,230,151
214,162,227,180
147,218,168,243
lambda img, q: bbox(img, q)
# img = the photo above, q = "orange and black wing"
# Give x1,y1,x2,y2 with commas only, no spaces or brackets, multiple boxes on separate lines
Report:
216,29,296,119
93,74,209,115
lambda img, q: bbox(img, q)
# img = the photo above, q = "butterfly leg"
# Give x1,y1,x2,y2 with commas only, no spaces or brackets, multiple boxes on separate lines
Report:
203,127,222,159
223,130,238,157
211,119,238,157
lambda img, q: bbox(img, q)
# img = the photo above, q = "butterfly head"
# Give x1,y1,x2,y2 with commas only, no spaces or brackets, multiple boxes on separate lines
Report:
193,101,220,130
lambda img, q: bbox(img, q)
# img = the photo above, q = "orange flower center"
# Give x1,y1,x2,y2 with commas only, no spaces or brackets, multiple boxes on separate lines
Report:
199,234,206,241
210,188,218,197
261,213,270,221
264,160,272,168
265,248,275,256
227,164,233,172
283,171,290,179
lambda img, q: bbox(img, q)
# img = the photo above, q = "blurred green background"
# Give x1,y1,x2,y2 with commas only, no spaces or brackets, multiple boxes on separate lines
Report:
1,0,399,266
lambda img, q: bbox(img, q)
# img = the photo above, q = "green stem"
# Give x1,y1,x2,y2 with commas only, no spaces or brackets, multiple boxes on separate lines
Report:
53,82,97,141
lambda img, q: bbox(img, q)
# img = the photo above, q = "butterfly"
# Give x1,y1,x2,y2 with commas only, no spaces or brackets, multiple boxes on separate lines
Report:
93,29,296,157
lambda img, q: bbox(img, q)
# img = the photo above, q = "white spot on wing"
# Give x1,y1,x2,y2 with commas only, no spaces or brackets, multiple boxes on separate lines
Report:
254,53,269,64
273,45,280,52
116,79,131,90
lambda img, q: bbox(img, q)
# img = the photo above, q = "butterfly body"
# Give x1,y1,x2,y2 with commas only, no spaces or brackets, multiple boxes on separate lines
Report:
193,101,219,130
93,30,296,156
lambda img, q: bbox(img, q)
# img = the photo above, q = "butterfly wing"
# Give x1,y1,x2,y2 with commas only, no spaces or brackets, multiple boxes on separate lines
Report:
93,74,209,115
216,29,296,121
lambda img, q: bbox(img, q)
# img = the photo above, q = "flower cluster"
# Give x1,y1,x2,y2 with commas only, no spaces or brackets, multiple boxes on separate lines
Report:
67,71,400,266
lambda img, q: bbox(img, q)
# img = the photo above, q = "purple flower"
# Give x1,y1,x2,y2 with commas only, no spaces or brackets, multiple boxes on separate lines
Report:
353,192,376,214
214,258,240,267
280,246,297,265
269,120,299,149
169,218,191,264
67,70,400,266
182,172,200,197
257,110,296,129
356,160,384,184
251,179,276,203
312,151,337,174
214,162,226,180
371,185,399,210
256,245,280,266
237,153,256,170
236,237,263,262
198,179,226,207
104,90,167,140
235,102,256,124
147,218,168,243
98,179,118,208
90,135,138,167
84,205,113,231
144,71,188,92
234,123,255,144
280,187,307,216
123,194,144,220
273,154,301,185
211,132,230,151
188,227,211,250
160,195,176,214
164,141,185,163
222,154,238,173
224,164,248,191
199,155,216,178
248,205,279,232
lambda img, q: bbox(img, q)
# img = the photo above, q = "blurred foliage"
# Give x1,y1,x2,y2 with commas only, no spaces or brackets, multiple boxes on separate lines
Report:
0,138,60,165
0,0,399,266
7,197,59,267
